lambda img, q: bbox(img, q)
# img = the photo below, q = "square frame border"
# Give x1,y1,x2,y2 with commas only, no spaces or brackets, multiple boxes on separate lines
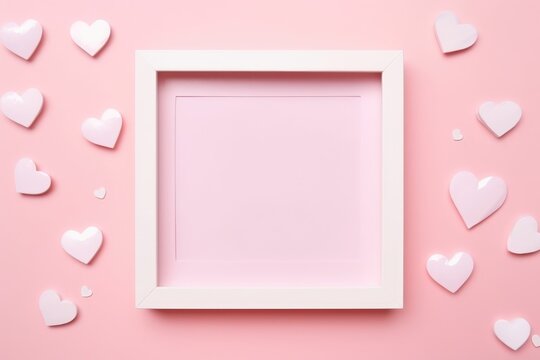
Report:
135,50,404,309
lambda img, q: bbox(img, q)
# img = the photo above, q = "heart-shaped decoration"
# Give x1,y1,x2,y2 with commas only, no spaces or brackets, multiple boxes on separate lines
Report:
507,216,540,254
0,19,43,60
450,171,507,229
93,186,107,199
81,108,122,149
478,101,522,137
70,20,111,56
1,88,43,128
15,158,51,195
532,334,540,348
61,226,103,264
39,290,77,326
452,128,463,141
435,11,477,53
494,318,531,351
80,286,93,298
426,252,474,293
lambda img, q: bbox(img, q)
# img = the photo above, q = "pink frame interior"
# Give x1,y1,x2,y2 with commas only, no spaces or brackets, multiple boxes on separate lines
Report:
158,72,382,288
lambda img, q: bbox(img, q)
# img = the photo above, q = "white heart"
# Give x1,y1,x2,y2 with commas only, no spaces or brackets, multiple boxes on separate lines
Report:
478,101,522,137
507,216,540,254
61,226,103,264
450,171,507,229
452,128,463,141
494,318,531,351
0,19,42,60
532,334,540,348
39,290,77,326
80,286,93,298
81,108,122,148
93,186,107,199
426,252,474,293
1,88,43,127
435,11,477,53
70,20,111,56
14,158,51,195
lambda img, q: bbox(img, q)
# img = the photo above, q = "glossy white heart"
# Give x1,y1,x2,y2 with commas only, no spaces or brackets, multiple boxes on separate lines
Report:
1,88,43,127
93,186,107,199
0,19,42,60
80,286,93,298
81,108,122,149
507,216,540,254
70,20,111,56
15,158,51,195
478,101,522,137
450,171,507,229
61,226,103,264
426,252,473,293
39,290,77,326
452,128,463,141
435,11,477,53
532,334,540,348
494,318,530,351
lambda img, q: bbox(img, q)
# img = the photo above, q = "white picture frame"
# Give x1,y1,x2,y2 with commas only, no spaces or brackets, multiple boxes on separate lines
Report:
135,50,403,309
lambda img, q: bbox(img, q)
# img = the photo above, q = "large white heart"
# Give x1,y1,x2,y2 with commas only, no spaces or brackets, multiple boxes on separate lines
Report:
507,216,540,254
1,88,43,128
494,318,531,351
14,158,51,195
426,252,474,293
0,19,42,60
70,20,111,56
435,11,477,54
478,101,522,138
81,108,122,149
39,290,77,327
450,171,507,229
61,226,103,264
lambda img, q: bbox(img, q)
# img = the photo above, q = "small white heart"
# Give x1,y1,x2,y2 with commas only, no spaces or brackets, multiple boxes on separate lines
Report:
452,128,463,141
14,158,51,195
435,11,477,53
1,88,43,128
494,318,531,351
39,290,77,327
61,226,103,264
93,187,107,199
81,108,122,149
450,171,507,229
508,216,540,254
532,334,540,348
0,19,43,60
478,101,522,137
70,20,111,56
80,286,93,298
426,252,474,293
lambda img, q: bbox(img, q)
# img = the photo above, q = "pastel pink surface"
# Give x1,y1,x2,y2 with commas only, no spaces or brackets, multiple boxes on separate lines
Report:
2,0,540,359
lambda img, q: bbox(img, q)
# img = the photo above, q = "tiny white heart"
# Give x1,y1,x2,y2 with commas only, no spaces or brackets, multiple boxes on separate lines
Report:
494,318,531,351
0,19,43,60
70,20,111,56
94,187,107,199
450,171,507,229
532,334,540,347
507,216,540,254
1,88,43,128
426,252,474,293
478,101,522,137
80,286,93,298
435,11,477,53
81,108,122,149
39,290,77,326
61,226,103,264
452,128,463,141
15,158,51,195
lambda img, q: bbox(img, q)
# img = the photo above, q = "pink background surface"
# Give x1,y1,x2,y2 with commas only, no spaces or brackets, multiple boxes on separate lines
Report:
1,0,540,358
